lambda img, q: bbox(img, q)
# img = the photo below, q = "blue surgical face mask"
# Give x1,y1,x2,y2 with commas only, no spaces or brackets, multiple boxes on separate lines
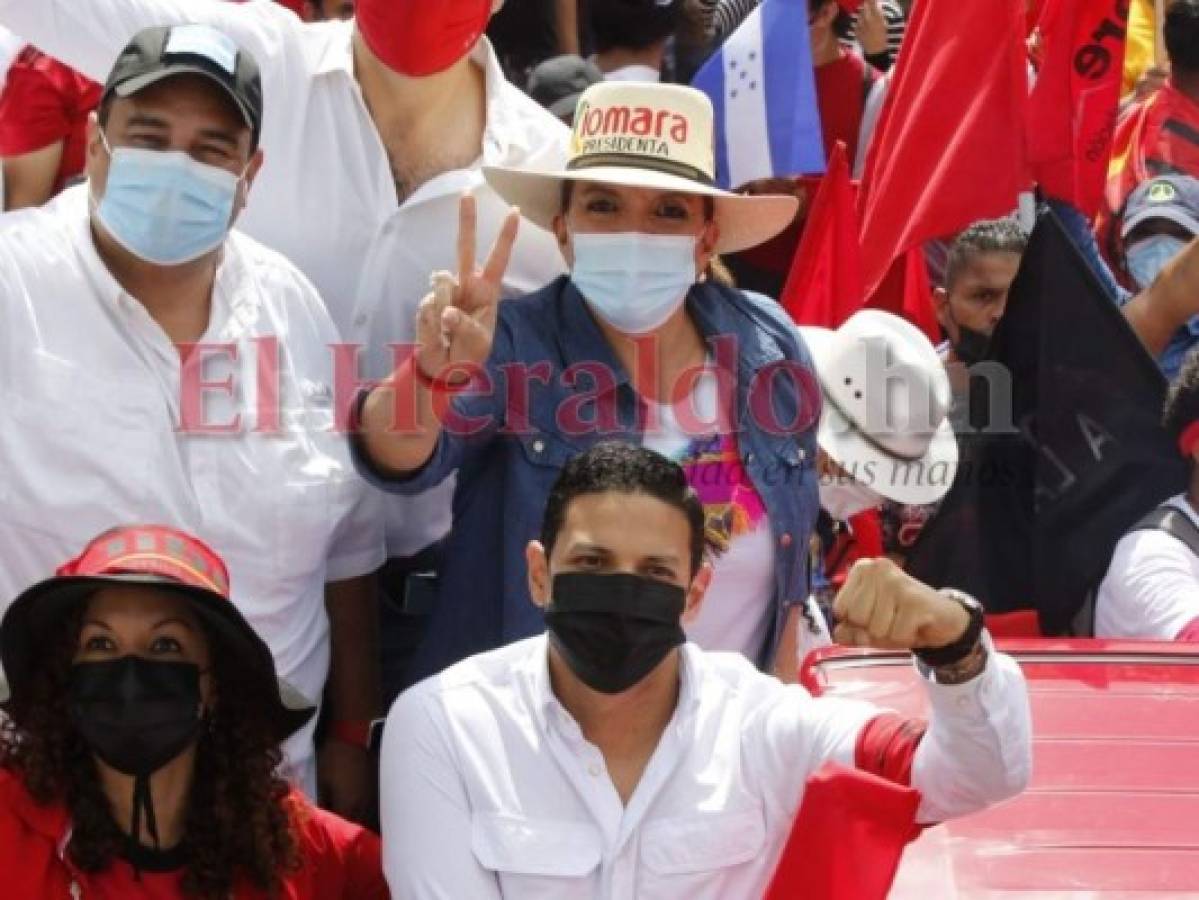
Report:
93,130,244,266
571,231,698,335
1126,234,1188,290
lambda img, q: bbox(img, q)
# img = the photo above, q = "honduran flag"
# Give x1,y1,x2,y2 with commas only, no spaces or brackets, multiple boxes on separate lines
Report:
692,0,826,189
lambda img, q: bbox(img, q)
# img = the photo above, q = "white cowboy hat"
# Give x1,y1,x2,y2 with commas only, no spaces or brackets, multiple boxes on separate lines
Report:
483,81,799,254
799,310,959,506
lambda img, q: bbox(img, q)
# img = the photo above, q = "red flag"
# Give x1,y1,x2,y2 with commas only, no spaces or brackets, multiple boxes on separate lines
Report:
866,246,941,345
1027,0,1130,218
858,0,1028,300
780,142,864,328
765,763,921,900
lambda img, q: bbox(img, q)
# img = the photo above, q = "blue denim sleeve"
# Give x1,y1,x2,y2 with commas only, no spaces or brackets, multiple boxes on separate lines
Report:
350,319,513,495
1046,198,1133,306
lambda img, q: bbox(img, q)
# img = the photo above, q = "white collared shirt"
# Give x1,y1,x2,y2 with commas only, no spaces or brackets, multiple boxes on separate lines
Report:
1096,493,1199,640
0,0,571,556
380,634,1031,899
0,186,386,788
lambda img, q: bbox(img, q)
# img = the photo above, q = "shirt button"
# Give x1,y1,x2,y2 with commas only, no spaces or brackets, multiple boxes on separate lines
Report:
779,532,793,549
956,696,971,710
798,448,806,462
587,763,602,777
533,439,545,454
353,314,368,328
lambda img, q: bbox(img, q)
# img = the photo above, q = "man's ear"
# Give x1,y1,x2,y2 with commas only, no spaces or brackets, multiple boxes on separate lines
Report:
84,112,109,194
680,561,713,626
232,148,265,222
526,540,551,609
932,286,952,329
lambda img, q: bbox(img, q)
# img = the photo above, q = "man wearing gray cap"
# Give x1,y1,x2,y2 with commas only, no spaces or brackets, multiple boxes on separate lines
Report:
0,24,385,821
1121,174,1199,381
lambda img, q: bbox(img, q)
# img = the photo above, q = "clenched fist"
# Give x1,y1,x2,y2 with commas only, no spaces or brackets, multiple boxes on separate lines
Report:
832,558,972,651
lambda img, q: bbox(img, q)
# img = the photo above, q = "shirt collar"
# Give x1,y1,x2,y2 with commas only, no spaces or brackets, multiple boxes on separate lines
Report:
317,27,529,163
526,633,704,737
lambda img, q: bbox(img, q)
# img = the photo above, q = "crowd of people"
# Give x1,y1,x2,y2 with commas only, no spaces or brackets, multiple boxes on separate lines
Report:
0,0,1195,897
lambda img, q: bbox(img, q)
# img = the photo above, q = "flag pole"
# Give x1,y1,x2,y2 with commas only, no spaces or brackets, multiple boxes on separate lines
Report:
1155,0,1167,67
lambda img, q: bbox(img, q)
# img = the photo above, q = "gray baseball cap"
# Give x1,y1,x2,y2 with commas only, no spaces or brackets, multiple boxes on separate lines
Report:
1122,174,1199,239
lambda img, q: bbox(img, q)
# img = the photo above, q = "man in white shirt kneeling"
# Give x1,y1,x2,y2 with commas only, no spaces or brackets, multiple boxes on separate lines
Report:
381,441,1032,898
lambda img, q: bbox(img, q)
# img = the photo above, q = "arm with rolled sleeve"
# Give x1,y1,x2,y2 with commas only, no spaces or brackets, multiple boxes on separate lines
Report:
750,638,1031,827
0,0,294,86
379,686,503,900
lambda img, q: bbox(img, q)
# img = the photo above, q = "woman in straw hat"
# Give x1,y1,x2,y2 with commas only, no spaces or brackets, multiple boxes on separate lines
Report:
0,525,388,899
357,80,829,680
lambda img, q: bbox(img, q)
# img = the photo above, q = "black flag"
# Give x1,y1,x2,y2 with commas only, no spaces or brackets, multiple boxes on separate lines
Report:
907,208,1187,634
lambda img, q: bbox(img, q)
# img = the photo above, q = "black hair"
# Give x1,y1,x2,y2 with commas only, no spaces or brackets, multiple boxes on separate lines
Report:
541,442,709,576
944,217,1027,291
809,0,853,37
591,0,682,54
1166,0,1199,75
1164,348,1199,446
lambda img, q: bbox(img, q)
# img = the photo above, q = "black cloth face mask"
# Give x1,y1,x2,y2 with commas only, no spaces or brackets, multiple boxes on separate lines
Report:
69,656,204,851
544,572,687,694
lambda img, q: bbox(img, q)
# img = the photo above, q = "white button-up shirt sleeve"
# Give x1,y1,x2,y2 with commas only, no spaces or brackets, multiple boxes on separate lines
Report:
749,636,1031,826
0,0,291,86
381,685,503,900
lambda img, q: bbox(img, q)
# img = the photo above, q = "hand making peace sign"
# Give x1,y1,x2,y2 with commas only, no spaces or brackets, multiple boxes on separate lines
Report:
415,192,521,382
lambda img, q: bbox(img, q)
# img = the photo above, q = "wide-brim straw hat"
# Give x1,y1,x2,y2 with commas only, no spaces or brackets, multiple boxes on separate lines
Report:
484,81,799,254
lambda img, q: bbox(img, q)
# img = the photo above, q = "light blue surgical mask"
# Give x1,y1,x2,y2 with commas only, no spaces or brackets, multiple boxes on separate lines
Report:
571,231,698,335
1126,234,1188,290
93,130,244,266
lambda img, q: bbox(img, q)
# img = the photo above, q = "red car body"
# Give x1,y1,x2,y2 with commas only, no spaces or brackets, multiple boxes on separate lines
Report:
801,640,1199,897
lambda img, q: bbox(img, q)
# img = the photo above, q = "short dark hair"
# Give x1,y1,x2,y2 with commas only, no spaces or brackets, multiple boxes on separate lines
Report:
809,0,853,36
541,442,709,576
1166,0,1199,74
944,217,1027,290
1164,348,1199,446
591,0,682,54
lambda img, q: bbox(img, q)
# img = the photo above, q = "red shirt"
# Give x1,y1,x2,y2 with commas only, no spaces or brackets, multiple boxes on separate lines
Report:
814,51,879,166
0,47,102,195
0,768,390,899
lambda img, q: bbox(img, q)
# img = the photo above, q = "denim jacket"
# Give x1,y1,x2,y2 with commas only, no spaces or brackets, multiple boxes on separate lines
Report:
356,277,821,680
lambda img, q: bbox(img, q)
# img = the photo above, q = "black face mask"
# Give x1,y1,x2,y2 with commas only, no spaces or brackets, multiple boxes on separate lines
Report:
948,315,993,367
69,656,204,850
544,572,686,694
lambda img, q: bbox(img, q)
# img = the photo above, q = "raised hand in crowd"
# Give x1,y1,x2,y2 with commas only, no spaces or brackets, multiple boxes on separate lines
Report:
415,192,521,383
856,0,890,60
360,191,520,476
833,557,973,654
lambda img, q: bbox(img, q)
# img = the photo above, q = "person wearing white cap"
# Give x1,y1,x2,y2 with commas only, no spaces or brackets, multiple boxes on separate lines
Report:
771,310,958,673
357,80,827,679
799,309,959,517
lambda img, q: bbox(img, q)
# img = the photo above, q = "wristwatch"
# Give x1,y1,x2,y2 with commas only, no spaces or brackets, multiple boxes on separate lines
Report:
914,589,985,669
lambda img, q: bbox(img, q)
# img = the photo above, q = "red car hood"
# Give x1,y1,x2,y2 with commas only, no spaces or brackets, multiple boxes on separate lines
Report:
801,640,1199,897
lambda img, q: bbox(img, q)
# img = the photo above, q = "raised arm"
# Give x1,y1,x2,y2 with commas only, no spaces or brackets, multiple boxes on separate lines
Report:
0,0,291,85
1123,235,1199,358
358,192,518,478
